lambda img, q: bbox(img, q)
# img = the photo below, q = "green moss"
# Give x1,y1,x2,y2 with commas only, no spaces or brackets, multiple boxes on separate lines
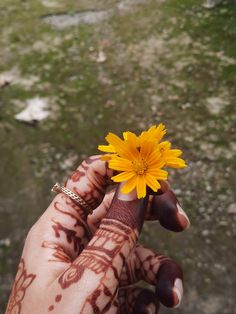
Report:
0,1,236,312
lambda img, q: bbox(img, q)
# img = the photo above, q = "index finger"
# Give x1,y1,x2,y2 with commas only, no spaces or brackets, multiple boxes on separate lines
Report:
65,155,114,213
20,156,115,285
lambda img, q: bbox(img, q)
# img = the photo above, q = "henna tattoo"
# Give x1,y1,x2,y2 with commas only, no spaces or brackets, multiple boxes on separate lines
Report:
58,219,136,290
55,294,62,303
42,241,73,263
47,294,62,312
70,170,86,182
90,290,101,313
59,264,85,289
86,285,117,314
55,194,88,224
48,305,54,311
52,218,83,254
155,260,183,307
54,198,91,239
106,196,148,233
150,189,189,231
85,156,101,164
66,156,113,211
6,259,36,314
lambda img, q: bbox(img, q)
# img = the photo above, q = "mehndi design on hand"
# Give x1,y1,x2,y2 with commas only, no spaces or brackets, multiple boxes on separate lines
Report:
6,154,189,314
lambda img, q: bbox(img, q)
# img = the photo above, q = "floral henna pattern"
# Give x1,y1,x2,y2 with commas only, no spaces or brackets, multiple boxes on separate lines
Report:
6,259,36,314
58,219,136,290
59,264,86,289
44,195,92,262
54,195,91,238
42,241,73,263
51,218,84,254
67,156,113,210
57,219,137,313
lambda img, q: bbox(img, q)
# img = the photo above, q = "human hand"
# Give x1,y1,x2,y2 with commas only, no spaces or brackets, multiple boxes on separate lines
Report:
5,155,190,314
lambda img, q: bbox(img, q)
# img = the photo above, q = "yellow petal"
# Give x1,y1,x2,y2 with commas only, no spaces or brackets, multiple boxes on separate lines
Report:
136,175,146,198
145,173,160,192
154,123,166,140
148,168,168,180
169,149,183,157
106,133,129,157
112,171,135,182
100,154,113,161
121,176,137,194
159,141,171,151
140,140,156,160
140,124,167,144
98,144,116,153
165,158,187,168
106,132,137,160
123,132,128,140
109,157,132,171
162,148,182,158
126,132,139,148
147,149,162,165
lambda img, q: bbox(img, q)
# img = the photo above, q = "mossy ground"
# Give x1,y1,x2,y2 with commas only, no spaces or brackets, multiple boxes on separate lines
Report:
0,1,235,313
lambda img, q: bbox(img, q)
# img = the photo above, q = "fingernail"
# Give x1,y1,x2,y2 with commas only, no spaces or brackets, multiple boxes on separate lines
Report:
118,183,137,201
155,261,183,308
173,278,183,308
151,190,190,232
176,203,190,229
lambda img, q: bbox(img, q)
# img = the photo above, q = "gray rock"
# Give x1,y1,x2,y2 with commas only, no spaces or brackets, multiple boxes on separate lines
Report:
227,203,236,214
42,10,110,30
15,97,51,124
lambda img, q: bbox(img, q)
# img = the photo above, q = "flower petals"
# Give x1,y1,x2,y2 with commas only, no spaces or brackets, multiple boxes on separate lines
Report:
112,171,135,182
136,176,146,199
98,144,116,153
145,173,160,192
98,124,186,198
121,176,137,194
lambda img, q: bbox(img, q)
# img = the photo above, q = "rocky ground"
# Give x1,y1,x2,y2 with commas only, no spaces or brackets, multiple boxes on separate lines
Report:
0,0,235,313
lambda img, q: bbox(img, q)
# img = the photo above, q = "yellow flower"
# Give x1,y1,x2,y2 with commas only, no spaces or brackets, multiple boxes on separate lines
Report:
139,123,166,144
159,141,186,168
98,124,186,198
98,131,139,161
108,138,167,199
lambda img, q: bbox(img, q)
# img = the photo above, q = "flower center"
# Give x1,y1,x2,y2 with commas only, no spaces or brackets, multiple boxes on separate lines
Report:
133,159,148,175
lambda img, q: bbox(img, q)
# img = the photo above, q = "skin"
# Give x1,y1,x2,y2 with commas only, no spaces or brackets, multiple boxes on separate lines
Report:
5,155,190,314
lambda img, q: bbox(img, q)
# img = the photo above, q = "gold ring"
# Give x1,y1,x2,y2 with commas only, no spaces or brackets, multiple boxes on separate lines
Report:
51,182,92,215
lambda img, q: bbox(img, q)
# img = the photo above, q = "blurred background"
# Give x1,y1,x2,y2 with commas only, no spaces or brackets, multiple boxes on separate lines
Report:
0,0,235,313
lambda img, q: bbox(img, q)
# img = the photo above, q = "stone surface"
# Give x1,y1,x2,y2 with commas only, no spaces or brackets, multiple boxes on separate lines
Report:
14,97,51,124
42,10,111,30
0,0,236,313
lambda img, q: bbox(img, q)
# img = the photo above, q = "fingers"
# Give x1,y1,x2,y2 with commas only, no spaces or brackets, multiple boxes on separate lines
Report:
120,245,183,308
54,185,149,313
105,184,149,233
18,156,115,289
155,259,183,308
119,287,159,314
87,189,115,234
148,181,190,232
88,180,190,236
65,155,114,212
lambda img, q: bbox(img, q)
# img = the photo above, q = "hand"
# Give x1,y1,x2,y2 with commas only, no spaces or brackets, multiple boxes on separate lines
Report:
5,155,190,314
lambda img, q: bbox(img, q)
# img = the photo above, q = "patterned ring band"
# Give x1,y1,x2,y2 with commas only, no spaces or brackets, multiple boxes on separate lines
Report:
51,182,92,215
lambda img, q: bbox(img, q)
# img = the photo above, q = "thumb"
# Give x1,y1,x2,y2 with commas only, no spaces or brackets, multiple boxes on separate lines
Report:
56,184,148,314
105,183,149,235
